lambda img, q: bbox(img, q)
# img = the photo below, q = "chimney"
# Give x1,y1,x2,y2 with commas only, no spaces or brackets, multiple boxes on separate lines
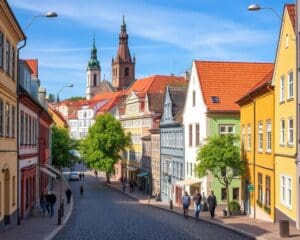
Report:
38,87,46,107
184,70,190,81
45,95,49,109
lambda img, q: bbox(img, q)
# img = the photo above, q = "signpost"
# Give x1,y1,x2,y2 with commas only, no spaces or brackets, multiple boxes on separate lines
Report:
248,184,254,192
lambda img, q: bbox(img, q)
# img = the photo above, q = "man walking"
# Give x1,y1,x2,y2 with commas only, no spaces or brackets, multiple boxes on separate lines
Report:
192,190,202,220
207,190,217,218
65,188,72,204
182,191,191,219
48,192,57,217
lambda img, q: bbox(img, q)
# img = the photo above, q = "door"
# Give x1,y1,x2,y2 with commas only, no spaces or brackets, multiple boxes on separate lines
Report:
4,169,10,225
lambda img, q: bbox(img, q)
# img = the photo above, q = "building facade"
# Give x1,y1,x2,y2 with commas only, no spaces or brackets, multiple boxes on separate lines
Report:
0,0,25,229
160,86,186,204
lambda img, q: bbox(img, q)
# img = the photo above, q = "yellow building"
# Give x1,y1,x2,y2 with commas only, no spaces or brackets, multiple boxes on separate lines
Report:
237,70,275,222
0,0,25,229
273,4,298,226
48,105,68,128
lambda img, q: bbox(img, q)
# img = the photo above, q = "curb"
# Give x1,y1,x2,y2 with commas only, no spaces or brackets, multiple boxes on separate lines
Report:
44,176,74,240
106,183,266,240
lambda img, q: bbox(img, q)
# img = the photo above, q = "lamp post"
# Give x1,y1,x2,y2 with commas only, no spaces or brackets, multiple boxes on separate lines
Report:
23,12,58,31
247,4,281,20
56,84,74,102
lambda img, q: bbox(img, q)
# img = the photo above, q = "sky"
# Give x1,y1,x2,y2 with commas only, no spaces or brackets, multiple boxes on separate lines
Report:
9,0,290,100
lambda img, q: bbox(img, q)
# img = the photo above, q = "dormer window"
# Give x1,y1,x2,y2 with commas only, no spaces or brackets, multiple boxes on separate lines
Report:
211,96,219,103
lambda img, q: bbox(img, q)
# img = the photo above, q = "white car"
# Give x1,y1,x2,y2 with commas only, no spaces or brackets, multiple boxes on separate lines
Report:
69,172,80,181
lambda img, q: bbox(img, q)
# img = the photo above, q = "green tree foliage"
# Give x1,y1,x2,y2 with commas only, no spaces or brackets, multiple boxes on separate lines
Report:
79,113,131,182
65,96,85,101
195,134,245,214
52,126,72,167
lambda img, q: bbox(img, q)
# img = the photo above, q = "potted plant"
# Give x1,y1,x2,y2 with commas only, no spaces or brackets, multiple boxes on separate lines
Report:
229,201,241,216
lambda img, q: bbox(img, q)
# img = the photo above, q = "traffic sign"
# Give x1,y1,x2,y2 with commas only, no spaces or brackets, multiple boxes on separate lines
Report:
248,184,254,192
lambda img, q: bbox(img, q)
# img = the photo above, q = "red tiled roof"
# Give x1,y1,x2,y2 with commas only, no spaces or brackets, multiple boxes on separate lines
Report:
195,61,274,112
286,4,295,31
127,75,186,94
24,59,38,78
94,91,123,100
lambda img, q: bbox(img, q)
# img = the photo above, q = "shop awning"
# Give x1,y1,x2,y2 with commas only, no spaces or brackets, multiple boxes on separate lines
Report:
45,164,61,176
175,178,201,187
126,166,138,171
40,167,57,178
137,172,149,177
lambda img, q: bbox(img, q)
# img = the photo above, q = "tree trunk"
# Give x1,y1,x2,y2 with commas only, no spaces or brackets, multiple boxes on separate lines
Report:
106,172,110,183
226,183,230,217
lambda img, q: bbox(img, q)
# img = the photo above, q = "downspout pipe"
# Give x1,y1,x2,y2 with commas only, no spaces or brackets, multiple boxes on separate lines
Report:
17,38,27,225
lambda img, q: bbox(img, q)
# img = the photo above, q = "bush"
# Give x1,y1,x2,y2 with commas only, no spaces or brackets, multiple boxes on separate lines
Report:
229,201,241,211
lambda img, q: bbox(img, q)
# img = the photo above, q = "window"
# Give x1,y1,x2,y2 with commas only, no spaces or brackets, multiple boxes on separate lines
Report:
281,175,292,208
25,114,28,144
0,99,3,137
265,176,271,208
219,125,235,135
20,111,24,144
190,163,192,176
233,188,239,201
5,40,10,74
285,34,289,48
258,122,263,152
258,173,263,203
266,121,271,152
12,176,15,206
189,124,192,147
241,126,245,148
93,74,97,86
125,67,129,76
5,103,10,137
288,118,294,145
221,188,227,201
11,47,15,79
280,119,285,145
11,106,15,138
247,125,251,150
195,123,199,146
192,91,195,107
186,162,189,175
288,72,294,99
211,96,220,103
0,31,3,68
280,76,285,102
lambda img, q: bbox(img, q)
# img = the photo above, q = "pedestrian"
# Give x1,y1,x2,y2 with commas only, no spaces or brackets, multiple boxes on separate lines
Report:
207,190,217,218
80,185,84,197
192,190,202,220
130,181,134,192
48,192,57,217
45,192,51,215
40,193,46,216
122,180,126,192
182,191,191,218
79,172,82,181
94,169,98,178
65,188,72,204
82,172,85,180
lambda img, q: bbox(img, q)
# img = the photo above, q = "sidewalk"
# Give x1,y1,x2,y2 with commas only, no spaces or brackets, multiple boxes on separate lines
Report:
0,176,73,240
106,179,300,240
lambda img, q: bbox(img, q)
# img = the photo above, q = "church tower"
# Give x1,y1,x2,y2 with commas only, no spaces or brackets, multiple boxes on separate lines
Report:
112,16,135,90
86,37,101,100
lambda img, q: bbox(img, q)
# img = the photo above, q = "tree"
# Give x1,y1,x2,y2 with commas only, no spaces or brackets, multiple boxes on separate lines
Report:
52,126,72,167
195,134,245,214
79,113,131,183
65,96,85,101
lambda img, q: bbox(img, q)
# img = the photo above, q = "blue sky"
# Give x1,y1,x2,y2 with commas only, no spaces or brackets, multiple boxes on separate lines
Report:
9,0,290,100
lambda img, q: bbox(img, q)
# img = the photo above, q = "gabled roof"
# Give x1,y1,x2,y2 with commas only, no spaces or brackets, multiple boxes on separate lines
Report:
48,105,68,127
195,61,274,112
147,92,164,113
24,59,38,78
168,86,187,119
127,75,186,94
286,4,295,31
236,70,274,105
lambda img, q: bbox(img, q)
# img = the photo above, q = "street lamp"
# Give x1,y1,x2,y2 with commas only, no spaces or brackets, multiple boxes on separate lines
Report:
247,3,282,20
56,84,74,102
23,11,58,31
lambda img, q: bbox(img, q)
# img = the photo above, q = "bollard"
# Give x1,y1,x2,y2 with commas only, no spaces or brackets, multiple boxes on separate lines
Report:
170,200,173,209
279,220,289,238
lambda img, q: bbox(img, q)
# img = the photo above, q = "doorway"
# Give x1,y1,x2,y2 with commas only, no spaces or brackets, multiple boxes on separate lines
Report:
4,169,10,225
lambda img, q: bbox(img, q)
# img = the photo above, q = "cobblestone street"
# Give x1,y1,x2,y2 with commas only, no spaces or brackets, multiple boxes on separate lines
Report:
54,175,250,240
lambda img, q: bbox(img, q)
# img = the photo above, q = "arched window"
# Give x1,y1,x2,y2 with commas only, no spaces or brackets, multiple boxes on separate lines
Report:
125,67,129,77
93,74,97,86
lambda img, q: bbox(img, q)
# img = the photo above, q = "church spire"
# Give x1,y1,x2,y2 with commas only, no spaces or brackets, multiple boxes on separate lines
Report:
87,35,100,70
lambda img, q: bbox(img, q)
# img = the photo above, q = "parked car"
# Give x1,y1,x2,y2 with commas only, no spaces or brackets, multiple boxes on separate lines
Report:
69,172,80,181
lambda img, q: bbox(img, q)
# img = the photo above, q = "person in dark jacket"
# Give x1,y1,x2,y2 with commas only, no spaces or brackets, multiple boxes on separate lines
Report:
40,193,46,216
45,192,51,215
80,185,84,197
65,188,72,204
207,190,217,218
192,190,202,220
48,192,57,217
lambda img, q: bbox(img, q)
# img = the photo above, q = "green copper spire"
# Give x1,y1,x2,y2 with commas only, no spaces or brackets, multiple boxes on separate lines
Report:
87,35,100,70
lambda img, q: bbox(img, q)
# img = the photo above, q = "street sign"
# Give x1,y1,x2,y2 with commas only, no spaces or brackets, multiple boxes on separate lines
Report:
248,184,254,192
